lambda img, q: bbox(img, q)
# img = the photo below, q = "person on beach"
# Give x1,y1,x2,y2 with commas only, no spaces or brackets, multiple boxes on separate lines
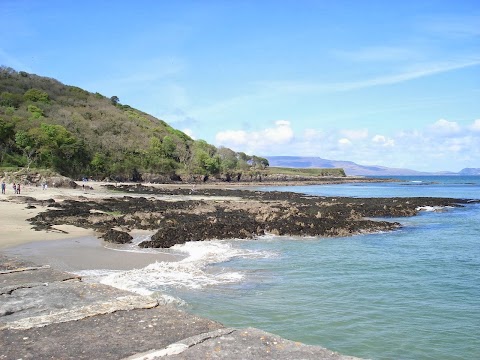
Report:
13,183,16,194
17,183,21,194
1,181,5,194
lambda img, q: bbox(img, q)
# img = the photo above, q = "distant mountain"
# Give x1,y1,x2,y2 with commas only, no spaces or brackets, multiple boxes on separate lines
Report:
266,156,466,176
458,168,480,175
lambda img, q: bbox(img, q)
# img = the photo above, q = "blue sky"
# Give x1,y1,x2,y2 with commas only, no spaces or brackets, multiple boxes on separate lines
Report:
1,0,479,172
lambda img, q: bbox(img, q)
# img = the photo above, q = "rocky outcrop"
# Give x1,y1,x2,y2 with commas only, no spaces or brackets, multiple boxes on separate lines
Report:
27,185,478,249
1,171,77,189
100,229,133,244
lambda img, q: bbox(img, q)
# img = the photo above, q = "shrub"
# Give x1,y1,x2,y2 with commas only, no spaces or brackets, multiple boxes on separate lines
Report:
24,88,49,103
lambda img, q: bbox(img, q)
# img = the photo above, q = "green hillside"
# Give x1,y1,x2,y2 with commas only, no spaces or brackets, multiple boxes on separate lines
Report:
0,66,268,180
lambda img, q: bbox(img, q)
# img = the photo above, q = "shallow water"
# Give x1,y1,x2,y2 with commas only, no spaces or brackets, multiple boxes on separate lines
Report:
10,176,479,359
143,176,480,359
177,205,480,359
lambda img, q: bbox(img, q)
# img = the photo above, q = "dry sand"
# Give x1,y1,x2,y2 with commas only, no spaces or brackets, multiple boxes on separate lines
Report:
0,180,242,250
0,182,184,271
0,183,111,250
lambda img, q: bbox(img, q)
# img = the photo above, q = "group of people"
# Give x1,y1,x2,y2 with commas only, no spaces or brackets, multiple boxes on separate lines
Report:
1,181,21,194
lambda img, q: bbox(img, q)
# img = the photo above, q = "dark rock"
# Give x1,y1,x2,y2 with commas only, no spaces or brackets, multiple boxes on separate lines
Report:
100,229,133,244
27,184,479,249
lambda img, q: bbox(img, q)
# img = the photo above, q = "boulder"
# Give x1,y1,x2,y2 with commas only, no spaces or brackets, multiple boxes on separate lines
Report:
100,229,133,244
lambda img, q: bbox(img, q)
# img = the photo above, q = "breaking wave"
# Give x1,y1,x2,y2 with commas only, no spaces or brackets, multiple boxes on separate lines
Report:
96,240,273,295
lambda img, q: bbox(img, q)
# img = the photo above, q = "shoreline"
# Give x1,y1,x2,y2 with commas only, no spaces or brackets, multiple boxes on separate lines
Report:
0,176,392,251
1,177,476,252
2,234,183,273
2,178,478,360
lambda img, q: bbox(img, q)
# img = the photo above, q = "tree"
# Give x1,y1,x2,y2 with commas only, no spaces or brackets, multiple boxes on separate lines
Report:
0,118,15,142
27,104,44,119
195,139,216,157
236,152,252,170
15,130,37,168
0,92,23,108
218,146,238,171
251,156,269,169
110,96,119,105
24,88,49,103
204,156,221,174
0,118,15,163
162,135,176,158
90,152,107,176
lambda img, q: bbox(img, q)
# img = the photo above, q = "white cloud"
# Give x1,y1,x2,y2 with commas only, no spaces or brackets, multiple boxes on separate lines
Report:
341,129,368,140
429,119,461,136
372,135,386,143
215,129,248,146
215,118,480,172
182,128,195,139
338,138,352,146
215,120,293,151
304,128,324,140
264,120,294,144
470,119,480,132
372,134,395,147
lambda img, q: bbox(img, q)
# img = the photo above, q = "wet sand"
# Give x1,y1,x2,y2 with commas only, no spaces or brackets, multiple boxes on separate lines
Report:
0,183,186,271
2,234,184,273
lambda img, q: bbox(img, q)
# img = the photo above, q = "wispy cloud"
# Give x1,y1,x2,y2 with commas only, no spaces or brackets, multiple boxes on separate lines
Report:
87,56,185,88
260,58,480,94
331,46,419,62
420,14,480,38
191,57,480,123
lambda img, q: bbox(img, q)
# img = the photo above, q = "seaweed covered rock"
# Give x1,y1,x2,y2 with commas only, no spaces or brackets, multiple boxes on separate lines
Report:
101,229,133,244
27,184,478,249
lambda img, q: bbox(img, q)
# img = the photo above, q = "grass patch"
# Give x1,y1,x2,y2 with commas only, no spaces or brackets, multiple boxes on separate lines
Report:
266,167,346,177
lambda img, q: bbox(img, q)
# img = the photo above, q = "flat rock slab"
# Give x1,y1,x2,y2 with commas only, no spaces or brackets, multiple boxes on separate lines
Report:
0,254,38,271
0,306,223,360
1,274,136,324
126,327,360,360
0,267,78,293
0,254,79,296
0,255,360,360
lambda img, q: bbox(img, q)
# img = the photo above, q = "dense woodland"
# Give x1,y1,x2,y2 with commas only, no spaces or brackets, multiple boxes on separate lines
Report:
0,66,269,180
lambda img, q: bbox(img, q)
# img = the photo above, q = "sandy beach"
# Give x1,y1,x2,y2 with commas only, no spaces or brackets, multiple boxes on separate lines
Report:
0,182,183,271
0,180,206,250
1,178,461,274
0,186,95,250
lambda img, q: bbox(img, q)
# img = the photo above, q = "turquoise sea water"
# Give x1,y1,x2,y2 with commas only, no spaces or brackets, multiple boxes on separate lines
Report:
77,176,479,360
167,176,480,360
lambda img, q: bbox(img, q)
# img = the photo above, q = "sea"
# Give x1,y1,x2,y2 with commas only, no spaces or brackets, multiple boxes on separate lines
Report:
78,176,480,360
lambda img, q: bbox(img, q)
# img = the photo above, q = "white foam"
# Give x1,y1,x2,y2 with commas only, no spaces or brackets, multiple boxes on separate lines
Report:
416,206,451,212
98,240,273,295
102,233,184,259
